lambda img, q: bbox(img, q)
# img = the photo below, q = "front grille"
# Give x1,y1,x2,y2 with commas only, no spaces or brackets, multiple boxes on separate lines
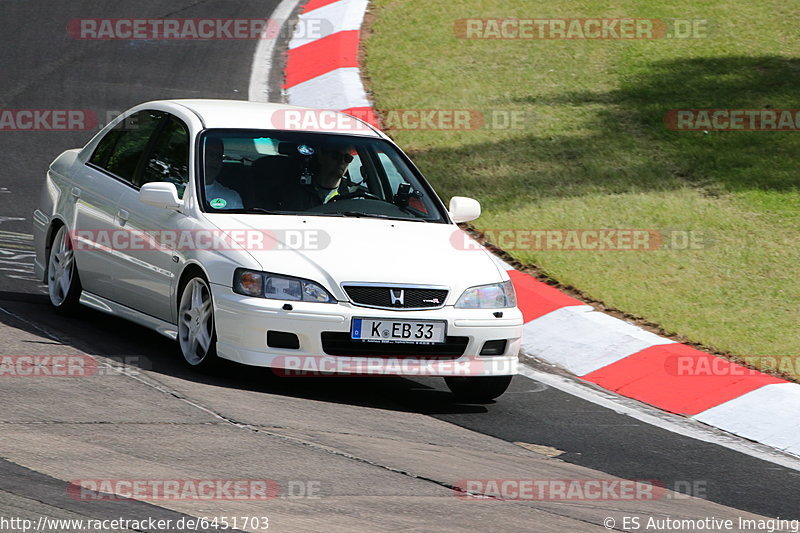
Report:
321,332,468,357
343,285,448,309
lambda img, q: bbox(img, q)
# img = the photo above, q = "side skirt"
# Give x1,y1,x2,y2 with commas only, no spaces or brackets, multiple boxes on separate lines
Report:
79,291,178,340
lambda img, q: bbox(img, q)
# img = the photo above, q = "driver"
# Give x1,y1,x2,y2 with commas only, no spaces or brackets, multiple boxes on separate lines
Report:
286,141,354,210
204,137,244,210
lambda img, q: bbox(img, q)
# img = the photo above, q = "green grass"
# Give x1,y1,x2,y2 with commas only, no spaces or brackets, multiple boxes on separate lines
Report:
364,0,800,374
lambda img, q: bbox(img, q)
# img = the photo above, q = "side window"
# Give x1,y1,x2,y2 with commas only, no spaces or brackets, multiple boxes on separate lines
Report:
374,147,430,214
377,151,405,195
140,116,189,198
92,110,164,183
344,153,364,185
344,150,386,199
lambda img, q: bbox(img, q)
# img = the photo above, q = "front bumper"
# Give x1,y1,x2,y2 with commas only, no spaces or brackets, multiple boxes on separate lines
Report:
212,286,521,377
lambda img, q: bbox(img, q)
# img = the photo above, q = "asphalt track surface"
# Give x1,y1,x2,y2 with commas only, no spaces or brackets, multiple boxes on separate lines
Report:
1,1,800,531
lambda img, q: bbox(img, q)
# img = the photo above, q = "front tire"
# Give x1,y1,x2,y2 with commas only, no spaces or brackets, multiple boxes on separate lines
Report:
178,275,219,370
445,375,513,403
47,225,81,312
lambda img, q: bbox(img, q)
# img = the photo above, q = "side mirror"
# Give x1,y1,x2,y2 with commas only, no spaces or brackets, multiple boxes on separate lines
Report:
448,196,481,223
139,182,182,210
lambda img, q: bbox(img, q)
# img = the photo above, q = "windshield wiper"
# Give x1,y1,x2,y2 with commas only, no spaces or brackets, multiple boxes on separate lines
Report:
339,211,425,222
243,207,287,215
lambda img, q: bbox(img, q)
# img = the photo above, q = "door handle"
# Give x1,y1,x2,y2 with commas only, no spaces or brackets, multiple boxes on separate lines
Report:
117,209,129,224
70,187,81,199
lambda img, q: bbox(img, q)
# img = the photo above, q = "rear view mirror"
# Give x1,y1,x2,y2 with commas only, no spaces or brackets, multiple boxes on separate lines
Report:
448,196,481,223
139,182,182,210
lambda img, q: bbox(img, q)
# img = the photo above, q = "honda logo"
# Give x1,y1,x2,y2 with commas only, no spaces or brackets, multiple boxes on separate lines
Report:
390,289,405,306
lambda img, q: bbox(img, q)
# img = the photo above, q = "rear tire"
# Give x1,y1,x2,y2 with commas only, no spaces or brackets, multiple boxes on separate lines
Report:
445,375,513,403
47,225,82,313
177,275,220,370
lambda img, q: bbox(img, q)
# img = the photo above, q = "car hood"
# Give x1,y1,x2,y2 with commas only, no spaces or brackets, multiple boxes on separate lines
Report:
205,214,506,302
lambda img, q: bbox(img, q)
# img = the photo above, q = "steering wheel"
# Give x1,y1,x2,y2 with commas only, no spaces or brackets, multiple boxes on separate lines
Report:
330,189,382,202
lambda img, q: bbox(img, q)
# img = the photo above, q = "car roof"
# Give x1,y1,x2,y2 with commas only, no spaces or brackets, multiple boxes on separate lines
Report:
154,99,383,138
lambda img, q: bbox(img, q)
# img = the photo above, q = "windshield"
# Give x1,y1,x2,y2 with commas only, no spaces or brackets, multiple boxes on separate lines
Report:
198,130,446,222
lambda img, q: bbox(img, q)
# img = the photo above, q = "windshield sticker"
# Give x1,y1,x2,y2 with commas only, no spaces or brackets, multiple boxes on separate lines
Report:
298,144,315,156
209,198,227,209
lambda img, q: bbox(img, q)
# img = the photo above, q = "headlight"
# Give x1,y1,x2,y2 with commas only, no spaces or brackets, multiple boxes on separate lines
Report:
455,280,516,309
233,269,335,303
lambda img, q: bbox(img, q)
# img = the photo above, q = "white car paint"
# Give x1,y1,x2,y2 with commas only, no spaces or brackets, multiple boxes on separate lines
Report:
32,99,521,384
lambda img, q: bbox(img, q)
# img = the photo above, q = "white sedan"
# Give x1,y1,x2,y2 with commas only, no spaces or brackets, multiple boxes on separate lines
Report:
33,100,521,401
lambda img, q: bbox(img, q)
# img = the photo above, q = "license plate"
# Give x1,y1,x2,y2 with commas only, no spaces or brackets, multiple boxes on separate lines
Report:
351,318,446,344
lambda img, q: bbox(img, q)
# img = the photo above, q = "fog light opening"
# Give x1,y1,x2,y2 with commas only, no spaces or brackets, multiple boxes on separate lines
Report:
267,331,300,349
480,339,507,356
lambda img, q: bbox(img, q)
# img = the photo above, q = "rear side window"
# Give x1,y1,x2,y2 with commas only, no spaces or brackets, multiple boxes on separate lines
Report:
89,130,120,168
90,110,164,183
